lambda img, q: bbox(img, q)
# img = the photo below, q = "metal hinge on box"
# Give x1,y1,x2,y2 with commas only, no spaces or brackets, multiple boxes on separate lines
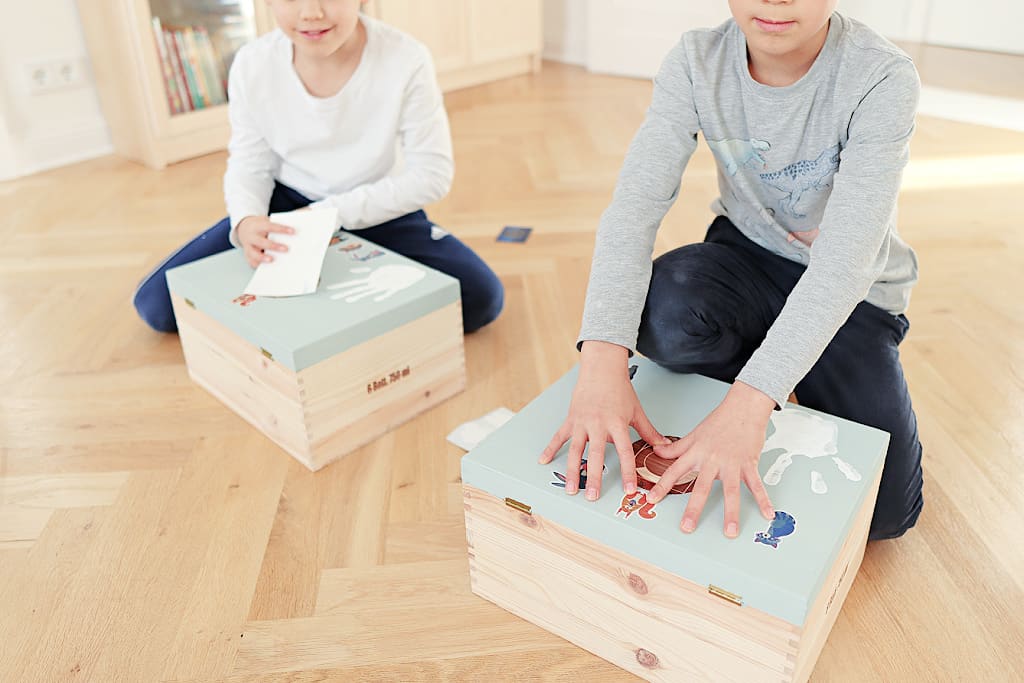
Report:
504,497,532,515
260,348,274,361
184,298,195,309
708,584,743,606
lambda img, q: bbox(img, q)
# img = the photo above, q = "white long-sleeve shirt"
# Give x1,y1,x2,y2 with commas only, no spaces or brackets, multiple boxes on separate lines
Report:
223,16,453,243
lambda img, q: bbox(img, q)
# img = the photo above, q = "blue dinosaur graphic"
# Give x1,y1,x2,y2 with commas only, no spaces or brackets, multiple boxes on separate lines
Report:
759,145,840,218
706,137,771,176
754,511,797,549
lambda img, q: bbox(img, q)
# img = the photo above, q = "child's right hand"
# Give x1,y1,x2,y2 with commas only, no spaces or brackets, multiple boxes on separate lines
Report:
539,341,668,500
236,216,295,268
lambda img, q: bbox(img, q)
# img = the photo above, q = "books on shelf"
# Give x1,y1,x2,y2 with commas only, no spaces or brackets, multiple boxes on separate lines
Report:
151,16,228,115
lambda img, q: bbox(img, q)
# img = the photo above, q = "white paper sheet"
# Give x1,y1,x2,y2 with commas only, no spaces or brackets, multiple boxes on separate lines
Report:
244,208,338,297
446,407,516,451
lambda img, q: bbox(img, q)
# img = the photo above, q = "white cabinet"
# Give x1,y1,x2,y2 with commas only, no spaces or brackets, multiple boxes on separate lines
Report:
371,0,543,92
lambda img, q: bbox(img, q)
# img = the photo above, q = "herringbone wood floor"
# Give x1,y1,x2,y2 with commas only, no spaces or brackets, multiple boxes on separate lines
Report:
1,62,1023,682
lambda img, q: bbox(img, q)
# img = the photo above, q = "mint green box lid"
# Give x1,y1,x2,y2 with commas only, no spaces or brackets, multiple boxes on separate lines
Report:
461,357,889,626
165,232,460,372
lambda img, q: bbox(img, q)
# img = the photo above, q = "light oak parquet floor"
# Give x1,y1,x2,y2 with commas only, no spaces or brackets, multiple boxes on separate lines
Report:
1,62,1022,681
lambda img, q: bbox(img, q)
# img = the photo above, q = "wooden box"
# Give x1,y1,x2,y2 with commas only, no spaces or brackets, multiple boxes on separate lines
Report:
166,232,466,470
462,357,888,682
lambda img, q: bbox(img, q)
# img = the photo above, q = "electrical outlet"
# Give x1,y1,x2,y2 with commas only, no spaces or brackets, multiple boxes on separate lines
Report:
26,63,50,91
24,58,88,94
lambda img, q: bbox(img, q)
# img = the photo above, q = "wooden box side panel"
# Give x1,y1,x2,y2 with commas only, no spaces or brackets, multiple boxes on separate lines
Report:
172,294,304,402
790,467,882,683
464,487,800,682
307,367,465,470
172,295,313,466
300,302,464,435
300,302,466,469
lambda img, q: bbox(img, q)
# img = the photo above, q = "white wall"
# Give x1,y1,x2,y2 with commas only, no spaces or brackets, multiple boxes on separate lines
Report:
0,0,111,181
542,0,588,65
584,0,729,78
543,0,1024,80
924,0,1024,55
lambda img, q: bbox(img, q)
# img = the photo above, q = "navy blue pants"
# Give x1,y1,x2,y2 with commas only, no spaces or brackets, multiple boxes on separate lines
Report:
133,183,504,334
637,216,923,540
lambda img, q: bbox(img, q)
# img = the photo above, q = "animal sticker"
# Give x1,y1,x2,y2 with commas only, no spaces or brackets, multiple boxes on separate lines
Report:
339,242,362,252
633,437,697,494
617,491,657,520
551,458,605,489
755,511,797,548
232,294,256,307
351,249,385,262
616,437,696,521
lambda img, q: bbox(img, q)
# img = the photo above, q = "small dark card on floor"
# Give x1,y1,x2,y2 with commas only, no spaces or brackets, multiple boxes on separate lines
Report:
497,226,532,243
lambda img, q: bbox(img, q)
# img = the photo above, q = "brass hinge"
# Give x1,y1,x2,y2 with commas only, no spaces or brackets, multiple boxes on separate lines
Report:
708,584,743,606
184,298,195,309
260,348,273,361
504,497,532,515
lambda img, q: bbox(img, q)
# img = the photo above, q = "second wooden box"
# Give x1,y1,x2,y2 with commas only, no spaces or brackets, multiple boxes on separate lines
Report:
462,357,888,681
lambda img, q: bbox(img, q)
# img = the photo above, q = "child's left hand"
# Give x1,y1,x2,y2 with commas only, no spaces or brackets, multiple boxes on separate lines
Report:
645,381,776,538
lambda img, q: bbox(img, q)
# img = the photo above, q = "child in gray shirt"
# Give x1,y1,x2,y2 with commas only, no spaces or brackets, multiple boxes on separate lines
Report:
540,2,923,542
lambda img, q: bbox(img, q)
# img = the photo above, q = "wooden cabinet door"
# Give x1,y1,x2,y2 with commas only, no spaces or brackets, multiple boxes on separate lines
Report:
374,0,471,73
467,0,542,64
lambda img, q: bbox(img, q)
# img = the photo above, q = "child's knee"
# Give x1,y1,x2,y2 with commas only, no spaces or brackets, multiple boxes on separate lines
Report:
868,467,924,541
133,272,178,333
463,274,504,333
638,267,722,360
868,493,923,540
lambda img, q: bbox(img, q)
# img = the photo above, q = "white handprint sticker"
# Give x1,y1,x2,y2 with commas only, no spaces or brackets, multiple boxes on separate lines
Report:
761,410,861,495
326,264,426,303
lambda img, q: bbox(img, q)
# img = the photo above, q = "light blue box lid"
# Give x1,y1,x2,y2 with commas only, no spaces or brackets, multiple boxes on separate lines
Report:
165,232,460,371
461,357,889,626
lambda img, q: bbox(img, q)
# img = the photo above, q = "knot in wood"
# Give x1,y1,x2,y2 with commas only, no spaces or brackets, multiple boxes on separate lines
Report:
635,648,659,669
628,573,648,595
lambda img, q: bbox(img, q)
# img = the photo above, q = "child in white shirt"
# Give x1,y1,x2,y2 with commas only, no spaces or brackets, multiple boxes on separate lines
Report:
134,0,503,334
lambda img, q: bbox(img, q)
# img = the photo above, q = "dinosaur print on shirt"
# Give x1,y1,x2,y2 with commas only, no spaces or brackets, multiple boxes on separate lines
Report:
706,137,771,176
759,145,841,219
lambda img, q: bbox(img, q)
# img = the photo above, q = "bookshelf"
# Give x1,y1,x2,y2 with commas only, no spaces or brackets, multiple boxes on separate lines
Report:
77,1,542,169
76,0,274,169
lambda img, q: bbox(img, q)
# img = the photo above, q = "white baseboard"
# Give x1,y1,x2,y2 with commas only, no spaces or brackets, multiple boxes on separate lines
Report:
0,121,112,182
542,42,586,67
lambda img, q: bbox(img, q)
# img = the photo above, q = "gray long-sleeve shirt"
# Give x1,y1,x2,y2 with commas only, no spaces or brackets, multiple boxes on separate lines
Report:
578,12,920,407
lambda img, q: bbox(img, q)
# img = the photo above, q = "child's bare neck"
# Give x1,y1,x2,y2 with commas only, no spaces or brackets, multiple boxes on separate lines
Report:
293,21,367,98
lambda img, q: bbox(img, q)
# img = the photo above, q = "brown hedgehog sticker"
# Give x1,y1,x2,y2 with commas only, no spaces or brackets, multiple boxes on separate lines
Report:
617,437,697,520
633,436,697,494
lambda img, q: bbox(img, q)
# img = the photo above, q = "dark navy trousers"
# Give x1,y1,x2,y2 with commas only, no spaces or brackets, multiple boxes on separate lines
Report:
636,216,924,540
133,182,504,334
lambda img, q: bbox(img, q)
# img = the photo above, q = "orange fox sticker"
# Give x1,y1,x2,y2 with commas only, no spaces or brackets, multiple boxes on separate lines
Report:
616,437,697,521
617,491,658,519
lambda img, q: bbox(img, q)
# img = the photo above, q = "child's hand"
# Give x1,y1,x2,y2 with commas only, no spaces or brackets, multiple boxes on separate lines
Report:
539,341,668,500
646,382,776,538
236,216,295,268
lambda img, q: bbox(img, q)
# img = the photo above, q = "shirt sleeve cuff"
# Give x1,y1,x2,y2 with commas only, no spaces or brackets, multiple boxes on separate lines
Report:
574,335,638,355
735,366,792,411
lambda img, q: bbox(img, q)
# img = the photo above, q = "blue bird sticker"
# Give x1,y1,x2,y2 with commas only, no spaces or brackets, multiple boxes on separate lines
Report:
755,511,797,549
